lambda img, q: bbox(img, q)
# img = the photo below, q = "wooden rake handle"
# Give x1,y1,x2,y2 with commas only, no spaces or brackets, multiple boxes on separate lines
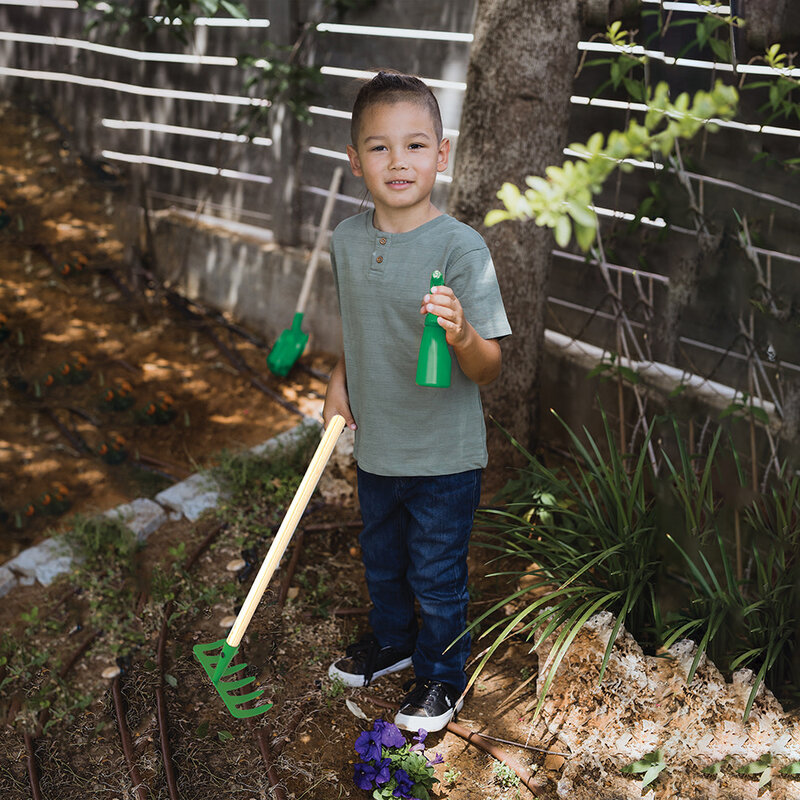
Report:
226,414,346,647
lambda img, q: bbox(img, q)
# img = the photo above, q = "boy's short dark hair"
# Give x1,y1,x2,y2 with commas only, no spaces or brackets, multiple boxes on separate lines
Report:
350,70,444,146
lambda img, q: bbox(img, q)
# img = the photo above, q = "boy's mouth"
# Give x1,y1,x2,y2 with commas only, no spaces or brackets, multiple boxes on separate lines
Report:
387,180,413,187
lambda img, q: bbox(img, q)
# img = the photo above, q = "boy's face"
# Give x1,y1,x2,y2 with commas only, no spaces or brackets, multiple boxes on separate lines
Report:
347,100,449,229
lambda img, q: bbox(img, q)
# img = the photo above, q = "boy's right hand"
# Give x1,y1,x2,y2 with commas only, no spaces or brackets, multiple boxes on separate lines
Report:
323,354,357,430
323,398,356,431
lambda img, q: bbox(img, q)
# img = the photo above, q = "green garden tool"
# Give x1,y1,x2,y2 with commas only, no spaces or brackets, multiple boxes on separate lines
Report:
193,414,346,718
267,167,344,376
415,270,452,388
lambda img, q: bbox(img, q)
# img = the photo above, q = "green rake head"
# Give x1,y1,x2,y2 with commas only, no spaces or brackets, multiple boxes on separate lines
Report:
192,639,273,719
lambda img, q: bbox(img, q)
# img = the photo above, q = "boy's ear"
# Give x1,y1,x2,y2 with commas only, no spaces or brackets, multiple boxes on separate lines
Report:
346,145,363,177
436,138,451,173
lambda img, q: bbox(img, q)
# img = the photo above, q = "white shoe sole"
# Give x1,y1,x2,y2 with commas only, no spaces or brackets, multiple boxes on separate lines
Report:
394,696,464,733
327,656,413,688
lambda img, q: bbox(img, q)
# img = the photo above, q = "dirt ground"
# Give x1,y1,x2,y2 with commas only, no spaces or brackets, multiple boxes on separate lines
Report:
2,98,799,800
0,97,333,563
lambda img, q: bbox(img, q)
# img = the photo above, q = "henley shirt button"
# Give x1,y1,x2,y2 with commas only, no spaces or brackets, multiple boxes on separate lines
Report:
376,256,383,263
379,237,387,245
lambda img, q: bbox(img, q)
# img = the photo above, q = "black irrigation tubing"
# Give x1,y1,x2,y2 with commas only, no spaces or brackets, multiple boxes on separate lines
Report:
134,260,330,385
112,675,150,800
22,730,43,800
159,287,306,419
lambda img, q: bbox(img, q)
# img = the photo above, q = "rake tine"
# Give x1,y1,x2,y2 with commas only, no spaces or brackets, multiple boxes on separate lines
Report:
218,675,257,693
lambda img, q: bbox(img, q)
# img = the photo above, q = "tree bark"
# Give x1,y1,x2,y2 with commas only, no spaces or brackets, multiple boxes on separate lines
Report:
448,0,582,460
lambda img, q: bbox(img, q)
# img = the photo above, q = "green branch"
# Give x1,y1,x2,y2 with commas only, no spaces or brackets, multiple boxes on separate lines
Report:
485,81,738,251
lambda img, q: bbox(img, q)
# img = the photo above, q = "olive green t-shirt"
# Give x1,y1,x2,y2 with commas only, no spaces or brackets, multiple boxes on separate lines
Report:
330,211,511,476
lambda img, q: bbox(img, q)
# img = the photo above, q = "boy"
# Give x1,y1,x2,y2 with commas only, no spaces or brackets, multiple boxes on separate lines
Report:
324,71,511,732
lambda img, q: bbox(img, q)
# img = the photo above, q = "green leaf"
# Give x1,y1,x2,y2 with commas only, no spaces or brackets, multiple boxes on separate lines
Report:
218,730,233,742
554,215,572,247
780,761,800,775
484,209,512,227
164,673,178,688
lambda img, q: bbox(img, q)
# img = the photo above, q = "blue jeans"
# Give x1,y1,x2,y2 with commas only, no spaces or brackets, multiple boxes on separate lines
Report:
356,467,482,695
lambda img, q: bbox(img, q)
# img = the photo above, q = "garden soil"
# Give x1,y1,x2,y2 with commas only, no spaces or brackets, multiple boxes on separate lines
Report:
2,100,799,800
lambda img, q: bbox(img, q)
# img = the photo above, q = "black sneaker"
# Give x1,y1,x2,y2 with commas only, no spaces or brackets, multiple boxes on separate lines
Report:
328,633,413,687
394,678,463,733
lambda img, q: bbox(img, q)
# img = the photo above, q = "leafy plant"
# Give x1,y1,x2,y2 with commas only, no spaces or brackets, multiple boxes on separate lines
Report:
77,0,247,43
662,433,800,720
237,46,323,131
621,749,668,792
470,410,661,717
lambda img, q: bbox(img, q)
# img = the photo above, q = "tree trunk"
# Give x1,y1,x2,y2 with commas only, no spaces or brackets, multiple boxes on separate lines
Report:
448,0,582,462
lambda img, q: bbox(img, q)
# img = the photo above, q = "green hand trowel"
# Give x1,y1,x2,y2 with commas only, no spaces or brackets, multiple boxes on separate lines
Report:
415,270,452,388
267,167,343,377
193,414,346,718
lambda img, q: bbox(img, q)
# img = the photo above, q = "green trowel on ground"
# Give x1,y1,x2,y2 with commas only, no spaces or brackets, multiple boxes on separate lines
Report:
267,167,343,377
193,414,346,718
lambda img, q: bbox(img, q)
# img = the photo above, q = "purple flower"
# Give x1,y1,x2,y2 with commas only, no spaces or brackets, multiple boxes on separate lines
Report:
392,768,414,798
374,757,392,786
413,728,428,744
354,730,382,762
353,762,375,791
353,758,392,790
430,752,444,765
374,718,407,749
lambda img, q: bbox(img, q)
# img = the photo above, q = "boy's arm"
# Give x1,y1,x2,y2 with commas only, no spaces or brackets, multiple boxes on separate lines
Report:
420,285,502,386
323,354,357,429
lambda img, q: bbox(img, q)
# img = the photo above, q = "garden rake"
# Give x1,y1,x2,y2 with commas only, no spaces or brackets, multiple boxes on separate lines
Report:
193,414,346,718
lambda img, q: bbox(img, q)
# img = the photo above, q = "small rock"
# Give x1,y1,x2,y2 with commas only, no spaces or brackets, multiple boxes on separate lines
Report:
102,666,121,679
220,615,237,628
286,586,300,601
544,754,565,771
226,558,246,572
349,546,359,558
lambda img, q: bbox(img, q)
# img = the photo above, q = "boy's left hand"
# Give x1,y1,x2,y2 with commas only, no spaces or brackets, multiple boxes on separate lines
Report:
420,284,468,348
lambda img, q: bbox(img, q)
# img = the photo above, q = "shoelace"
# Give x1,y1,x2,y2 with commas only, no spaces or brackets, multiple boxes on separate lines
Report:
400,678,451,710
345,634,381,685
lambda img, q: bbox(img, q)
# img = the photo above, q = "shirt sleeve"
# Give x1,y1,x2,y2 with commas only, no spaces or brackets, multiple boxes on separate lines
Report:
446,244,512,341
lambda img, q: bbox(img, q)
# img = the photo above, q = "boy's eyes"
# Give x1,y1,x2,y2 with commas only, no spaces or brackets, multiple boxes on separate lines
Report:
369,143,426,151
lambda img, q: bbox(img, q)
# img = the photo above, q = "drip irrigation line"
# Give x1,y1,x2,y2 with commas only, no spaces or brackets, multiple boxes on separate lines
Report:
135,260,331,385
331,606,370,616
303,520,361,532
22,730,43,800
251,723,288,800
278,527,305,608
367,696,544,796
271,697,314,755
111,675,150,800
42,407,91,454
277,516,362,607
156,611,179,800
160,289,305,419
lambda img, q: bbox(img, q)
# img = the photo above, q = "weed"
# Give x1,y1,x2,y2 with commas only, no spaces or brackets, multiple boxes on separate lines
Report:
443,765,462,787
492,759,520,792
325,675,346,700
62,515,145,656
212,424,320,549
